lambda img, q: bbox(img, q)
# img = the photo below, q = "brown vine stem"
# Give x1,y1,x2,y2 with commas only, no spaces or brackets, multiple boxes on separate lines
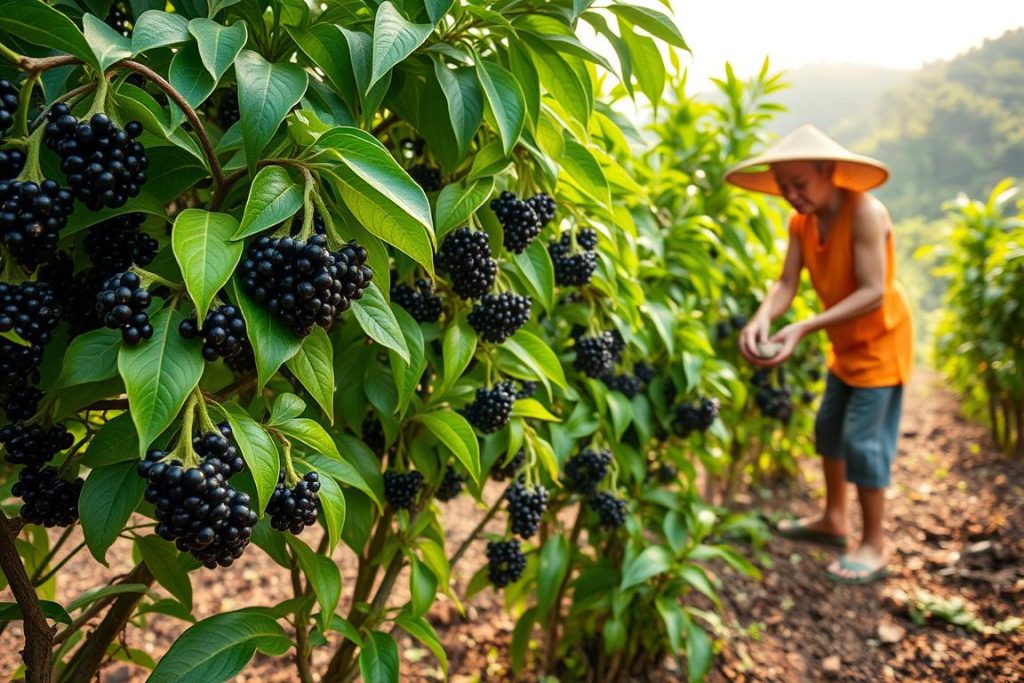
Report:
211,158,315,211
289,556,315,683
28,525,75,584
449,489,506,571
0,512,55,683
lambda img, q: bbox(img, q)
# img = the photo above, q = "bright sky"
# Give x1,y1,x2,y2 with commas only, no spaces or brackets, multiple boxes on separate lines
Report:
668,0,1024,86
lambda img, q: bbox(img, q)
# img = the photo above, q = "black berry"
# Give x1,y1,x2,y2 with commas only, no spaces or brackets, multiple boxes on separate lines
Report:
490,191,542,254
573,331,621,378
435,466,464,502
218,89,240,128
362,416,386,457
468,292,531,343
526,193,556,227
549,230,598,287
391,277,442,323
505,480,547,538
0,79,18,135
0,179,75,271
96,271,152,346
461,381,516,434
436,227,496,299
588,491,626,529
602,372,643,398
267,471,320,535
491,449,524,482
563,447,612,495
409,163,442,192
179,303,248,362
671,397,720,437
486,539,526,588
84,212,158,277
383,470,423,510
1,386,43,421
1,422,74,468
0,148,25,181
13,466,83,527
0,281,63,345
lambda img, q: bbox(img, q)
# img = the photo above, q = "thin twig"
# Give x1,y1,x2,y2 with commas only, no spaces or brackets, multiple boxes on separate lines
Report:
28,524,75,584
0,512,55,683
450,486,506,571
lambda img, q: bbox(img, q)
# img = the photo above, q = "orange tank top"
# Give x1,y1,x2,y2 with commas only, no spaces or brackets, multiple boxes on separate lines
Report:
789,192,913,387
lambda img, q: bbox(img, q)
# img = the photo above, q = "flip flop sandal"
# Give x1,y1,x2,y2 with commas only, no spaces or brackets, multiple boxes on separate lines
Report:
773,519,848,548
824,556,891,585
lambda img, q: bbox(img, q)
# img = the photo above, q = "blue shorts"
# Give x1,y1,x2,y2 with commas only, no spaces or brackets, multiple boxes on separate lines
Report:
815,372,904,489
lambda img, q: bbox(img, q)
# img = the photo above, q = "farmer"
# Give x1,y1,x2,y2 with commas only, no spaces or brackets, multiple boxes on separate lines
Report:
724,124,913,584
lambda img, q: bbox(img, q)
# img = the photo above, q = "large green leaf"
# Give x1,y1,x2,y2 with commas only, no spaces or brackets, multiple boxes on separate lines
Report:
229,279,303,389
0,0,98,69
474,58,527,157
504,330,567,389
188,18,247,80
434,177,494,241
285,537,341,621
686,615,713,682
219,402,280,514
370,2,432,88
413,411,480,483
408,558,437,618
285,327,335,423
80,412,137,468
510,239,555,314
118,308,205,457
80,461,146,563
440,315,477,391
314,472,345,554
53,328,122,389
168,42,217,126
433,61,483,157
561,138,611,208
620,545,672,590
289,24,357,112
350,282,410,363
234,165,303,239
82,14,133,71
359,631,400,683
395,615,448,674
536,536,569,619
235,50,308,173
136,535,193,608
318,127,435,275
388,307,425,416
172,209,243,321
132,10,191,54
149,610,290,683
607,5,688,49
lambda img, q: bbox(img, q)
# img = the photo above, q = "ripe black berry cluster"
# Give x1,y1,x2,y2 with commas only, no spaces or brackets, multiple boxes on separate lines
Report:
486,539,526,588
267,471,320,535
516,381,537,399
461,380,516,434
634,362,656,385
0,148,24,181
549,230,598,287
0,79,17,135
84,212,158,276
218,89,240,128
671,397,720,437
0,281,62,345
491,449,524,481
409,163,443,192
468,292,532,343
1,422,73,468
490,191,542,254
0,179,75,270
505,481,547,538
13,466,83,527
2,386,43,421
435,466,464,502
45,105,148,210
391,278,442,323
362,416,386,457
573,330,622,378
0,339,43,394
436,227,496,299
588,491,626,529
96,271,152,345
383,470,423,510
140,424,257,568
526,193,557,227
602,372,643,398
752,369,793,423
179,303,248,362
564,447,612,495
238,234,372,337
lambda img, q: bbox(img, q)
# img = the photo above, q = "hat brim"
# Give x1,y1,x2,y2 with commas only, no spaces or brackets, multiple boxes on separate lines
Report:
725,155,890,196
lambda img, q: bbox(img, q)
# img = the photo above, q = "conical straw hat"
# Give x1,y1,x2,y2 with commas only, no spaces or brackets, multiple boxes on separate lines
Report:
724,124,889,195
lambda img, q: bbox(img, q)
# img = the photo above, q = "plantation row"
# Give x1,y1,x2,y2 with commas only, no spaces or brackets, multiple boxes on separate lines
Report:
0,1,825,681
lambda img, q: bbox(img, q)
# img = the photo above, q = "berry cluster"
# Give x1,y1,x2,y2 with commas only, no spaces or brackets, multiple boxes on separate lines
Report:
0,179,75,270
0,281,62,345
516,381,537,399
490,191,542,254
179,303,249,362
2,386,43,421
140,424,257,568
238,234,372,336
0,148,24,181
362,416,386,457
436,228,496,299
289,210,326,237
671,397,720,437
84,213,158,276
715,314,748,341
267,471,321,535
218,89,240,128
1,422,73,468
505,481,547,538
549,229,598,287
752,369,793,423
391,278,442,323
96,271,152,345
491,449,524,481
468,292,532,343
45,106,148,210
602,372,643,398
527,193,557,227
634,362,656,385
435,466,464,502
13,467,84,527
0,79,17,135
588,491,626,529
409,163,443,192
383,470,423,510
0,339,43,394
486,539,526,588
563,447,612,495
573,330,623,378
461,381,516,434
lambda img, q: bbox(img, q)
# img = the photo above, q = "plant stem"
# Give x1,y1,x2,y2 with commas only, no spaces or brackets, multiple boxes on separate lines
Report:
0,512,55,683
289,555,314,683
33,541,87,587
13,72,40,138
449,486,505,571
29,524,75,584
542,502,585,674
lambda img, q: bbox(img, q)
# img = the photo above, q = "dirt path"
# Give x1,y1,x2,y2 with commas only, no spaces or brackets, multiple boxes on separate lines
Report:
2,373,1021,681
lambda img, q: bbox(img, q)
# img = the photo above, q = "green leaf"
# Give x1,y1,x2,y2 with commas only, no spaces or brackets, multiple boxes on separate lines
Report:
359,631,400,683
0,600,72,626
172,209,243,321
149,610,289,683
607,5,688,49
510,398,560,422
339,27,392,128
561,138,611,207
350,282,410,363
53,328,122,389
536,536,569,619
188,18,247,80
235,50,309,173
66,584,149,613
285,327,335,423
686,616,713,682
61,191,168,238
136,535,193,608
303,452,380,507
474,58,526,156
604,618,626,653
168,42,217,125
521,35,591,128
408,558,437,619
504,330,567,389
413,411,480,484
620,545,672,590
467,140,511,180
435,177,494,241
80,413,137,467
289,24,357,112
268,393,306,425
440,315,477,391
370,2,432,88
606,391,633,441
230,279,303,389
395,615,447,674
620,26,665,108
0,0,98,69
234,165,303,240
132,10,191,53
388,307,425,415
219,402,280,514
655,597,684,652
433,61,483,158
315,473,345,554
80,461,146,564
510,239,555,314
423,0,454,25
286,537,341,621
319,127,434,275
83,14,133,70
118,308,205,457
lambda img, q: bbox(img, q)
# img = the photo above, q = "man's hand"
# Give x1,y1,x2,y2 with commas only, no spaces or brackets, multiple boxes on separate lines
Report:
758,323,807,367
738,314,771,363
